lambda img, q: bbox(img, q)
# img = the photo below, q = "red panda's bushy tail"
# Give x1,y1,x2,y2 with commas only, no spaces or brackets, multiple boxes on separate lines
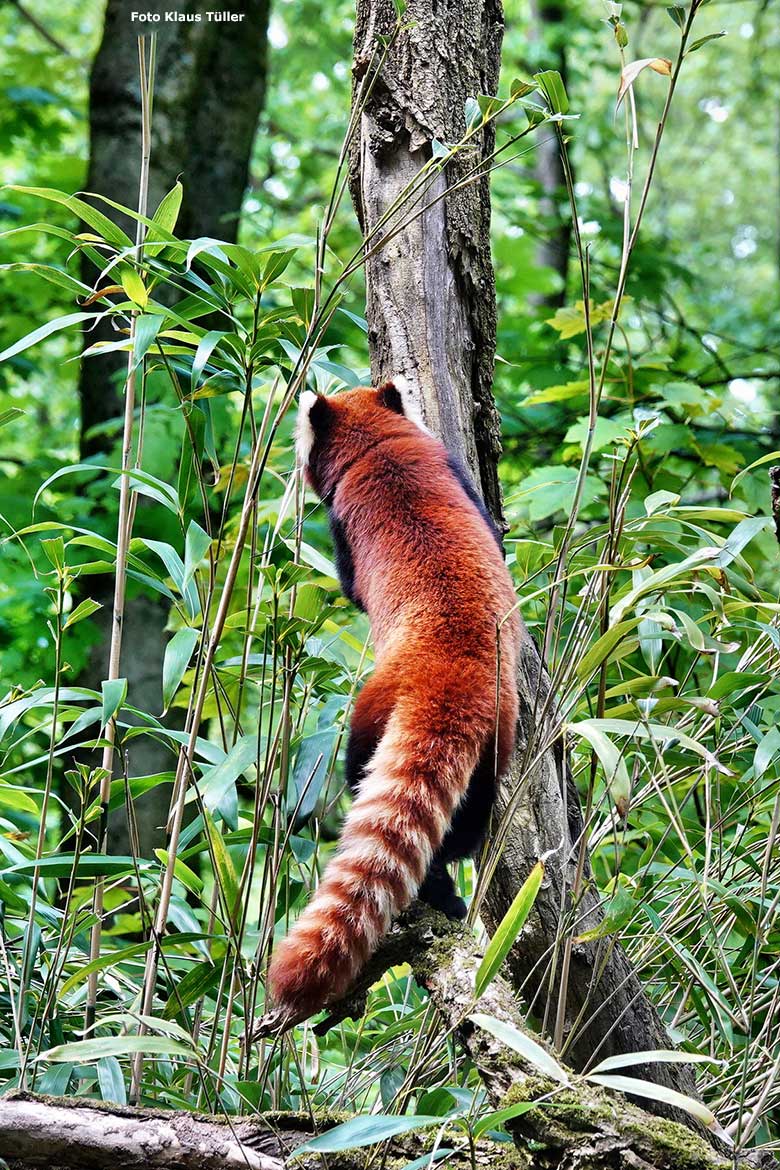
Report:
267,700,487,1022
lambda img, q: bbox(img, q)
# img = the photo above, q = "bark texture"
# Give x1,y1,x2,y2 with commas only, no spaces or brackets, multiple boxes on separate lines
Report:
0,1094,284,1170
75,0,270,854
349,0,700,1110
350,0,506,523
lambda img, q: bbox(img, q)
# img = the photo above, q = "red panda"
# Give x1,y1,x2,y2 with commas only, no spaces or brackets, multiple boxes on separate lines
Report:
267,379,520,1023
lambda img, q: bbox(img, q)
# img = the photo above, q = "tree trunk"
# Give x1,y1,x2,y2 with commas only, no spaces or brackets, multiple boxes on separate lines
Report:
349,0,506,524
75,0,270,855
348,0,699,1110
528,0,571,307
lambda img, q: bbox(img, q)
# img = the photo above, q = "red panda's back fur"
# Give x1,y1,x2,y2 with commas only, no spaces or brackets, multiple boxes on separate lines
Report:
268,386,520,1021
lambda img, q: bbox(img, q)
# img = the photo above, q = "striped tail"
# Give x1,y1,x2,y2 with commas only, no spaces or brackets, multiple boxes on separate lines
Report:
267,701,487,1021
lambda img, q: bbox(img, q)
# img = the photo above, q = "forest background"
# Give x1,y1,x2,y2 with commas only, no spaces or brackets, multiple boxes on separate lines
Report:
1,0,779,1164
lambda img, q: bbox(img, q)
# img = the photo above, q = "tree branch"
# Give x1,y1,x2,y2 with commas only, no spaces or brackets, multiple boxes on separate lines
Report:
0,1093,284,1170
257,905,770,1170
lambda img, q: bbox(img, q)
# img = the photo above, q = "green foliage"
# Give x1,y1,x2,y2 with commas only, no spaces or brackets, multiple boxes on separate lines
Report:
0,0,778,1160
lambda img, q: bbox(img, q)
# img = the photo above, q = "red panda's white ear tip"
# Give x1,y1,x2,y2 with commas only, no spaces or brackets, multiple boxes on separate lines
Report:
296,390,320,466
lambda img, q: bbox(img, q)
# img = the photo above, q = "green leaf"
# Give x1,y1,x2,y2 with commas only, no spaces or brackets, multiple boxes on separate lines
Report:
7,854,151,879
5,185,133,246
686,31,726,53
477,94,503,120
146,181,183,255
37,1036,194,1062
575,618,642,681
589,1049,719,1075
576,885,636,942
510,78,536,99
522,380,589,407
190,330,227,394
0,312,103,364
162,627,199,711
731,449,780,493
564,416,628,454
162,960,221,1019
0,407,24,428
469,1014,570,1084
290,728,338,823
475,861,544,997
58,933,206,996
586,1074,725,1134
473,1101,535,1138
534,70,569,114
183,520,211,587
63,598,102,630
132,313,164,368
713,516,771,567
120,267,147,307
292,1114,447,1155
198,734,257,811
40,536,65,572
101,678,127,728
33,463,180,515
567,720,631,806
666,6,686,27
97,1056,127,1104
464,97,482,128
204,809,240,926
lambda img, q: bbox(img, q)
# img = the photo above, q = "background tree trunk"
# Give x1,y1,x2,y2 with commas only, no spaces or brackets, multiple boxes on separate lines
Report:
75,0,270,855
528,0,571,307
349,0,699,1109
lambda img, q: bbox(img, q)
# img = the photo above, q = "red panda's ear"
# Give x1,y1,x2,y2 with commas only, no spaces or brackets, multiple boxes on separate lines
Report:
376,381,405,416
297,390,330,467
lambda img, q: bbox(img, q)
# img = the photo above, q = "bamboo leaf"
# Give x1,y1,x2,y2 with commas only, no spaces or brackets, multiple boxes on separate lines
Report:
63,598,102,630
617,58,672,111
469,1014,570,1084
590,1049,719,1075
292,1115,446,1155
0,312,103,364
586,1074,730,1140
162,627,199,711
97,1056,126,1104
37,1036,194,1062
686,31,726,53
145,181,183,255
101,678,127,728
475,862,544,997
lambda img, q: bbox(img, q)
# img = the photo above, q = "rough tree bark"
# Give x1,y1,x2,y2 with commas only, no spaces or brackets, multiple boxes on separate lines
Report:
76,0,270,854
348,0,699,1107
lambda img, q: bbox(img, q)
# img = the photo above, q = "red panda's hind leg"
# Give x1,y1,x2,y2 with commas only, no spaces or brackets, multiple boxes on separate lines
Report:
418,741,498,920
344,672,398,794
418,859,468,920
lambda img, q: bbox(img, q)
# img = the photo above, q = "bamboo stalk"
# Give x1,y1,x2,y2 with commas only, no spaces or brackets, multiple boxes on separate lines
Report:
85,33,155,1035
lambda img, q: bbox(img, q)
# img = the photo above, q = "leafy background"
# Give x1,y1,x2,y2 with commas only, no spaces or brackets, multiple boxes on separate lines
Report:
0,0,779,1158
